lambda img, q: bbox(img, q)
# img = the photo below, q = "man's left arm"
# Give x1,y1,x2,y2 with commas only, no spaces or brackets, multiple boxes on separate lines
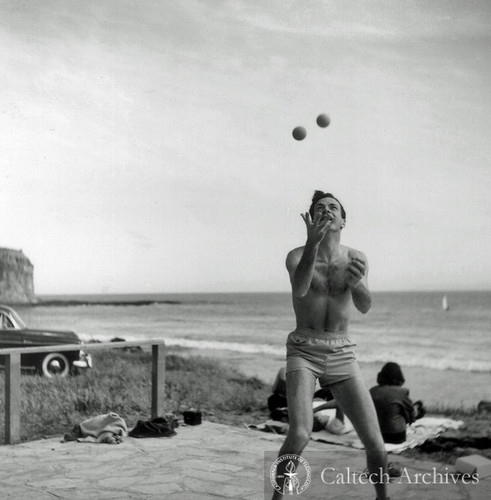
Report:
347,254,371,314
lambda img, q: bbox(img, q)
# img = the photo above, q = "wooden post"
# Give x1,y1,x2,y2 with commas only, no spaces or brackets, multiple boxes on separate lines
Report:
5,353,21,445
151,343,166,418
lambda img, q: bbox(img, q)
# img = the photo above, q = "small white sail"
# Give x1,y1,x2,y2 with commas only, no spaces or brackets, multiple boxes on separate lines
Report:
442,294,449,311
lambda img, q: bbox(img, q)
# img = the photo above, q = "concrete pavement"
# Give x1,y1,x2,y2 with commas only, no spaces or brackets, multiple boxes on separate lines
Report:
0,421,488,499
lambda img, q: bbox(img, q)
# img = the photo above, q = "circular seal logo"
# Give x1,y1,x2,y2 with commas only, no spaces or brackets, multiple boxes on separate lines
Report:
270,454,311,495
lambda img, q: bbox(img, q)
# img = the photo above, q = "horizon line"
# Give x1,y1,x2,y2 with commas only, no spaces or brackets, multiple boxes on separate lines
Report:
36,288,491,296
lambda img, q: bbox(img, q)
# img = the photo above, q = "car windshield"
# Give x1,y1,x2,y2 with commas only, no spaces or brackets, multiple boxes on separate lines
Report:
8,308,27,329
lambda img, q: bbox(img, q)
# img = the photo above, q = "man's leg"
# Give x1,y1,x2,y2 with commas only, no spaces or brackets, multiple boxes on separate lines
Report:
271,369,315,500
330,376,389,500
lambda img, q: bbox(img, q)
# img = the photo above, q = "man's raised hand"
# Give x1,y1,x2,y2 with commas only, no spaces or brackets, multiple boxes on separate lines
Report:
301,211,330,245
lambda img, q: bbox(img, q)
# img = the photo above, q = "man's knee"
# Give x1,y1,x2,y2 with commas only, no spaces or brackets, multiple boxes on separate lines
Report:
288,425,311,450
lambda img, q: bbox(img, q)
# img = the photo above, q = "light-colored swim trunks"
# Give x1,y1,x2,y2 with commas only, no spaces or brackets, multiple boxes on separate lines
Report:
286,328,361,386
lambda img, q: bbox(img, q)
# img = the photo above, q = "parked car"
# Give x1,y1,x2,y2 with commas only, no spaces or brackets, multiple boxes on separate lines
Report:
0,305,92,377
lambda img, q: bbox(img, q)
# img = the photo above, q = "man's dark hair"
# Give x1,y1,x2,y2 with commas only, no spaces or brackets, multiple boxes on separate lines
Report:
308,190,346,221
377,362,406,386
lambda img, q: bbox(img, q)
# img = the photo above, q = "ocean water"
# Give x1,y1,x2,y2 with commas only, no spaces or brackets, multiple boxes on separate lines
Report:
16,291,491,374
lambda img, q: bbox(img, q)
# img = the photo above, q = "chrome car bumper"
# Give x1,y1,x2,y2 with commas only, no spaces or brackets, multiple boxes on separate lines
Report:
72,352,93,369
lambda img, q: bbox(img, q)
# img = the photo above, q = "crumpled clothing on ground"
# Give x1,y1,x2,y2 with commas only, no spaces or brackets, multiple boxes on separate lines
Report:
129,415,179,438
63,412,128,444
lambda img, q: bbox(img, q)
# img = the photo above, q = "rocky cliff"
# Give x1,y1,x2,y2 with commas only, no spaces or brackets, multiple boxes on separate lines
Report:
0,248,36,304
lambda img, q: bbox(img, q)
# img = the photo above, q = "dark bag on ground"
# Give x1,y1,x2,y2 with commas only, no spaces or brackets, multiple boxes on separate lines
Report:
129,415,179,438
183,409,202,425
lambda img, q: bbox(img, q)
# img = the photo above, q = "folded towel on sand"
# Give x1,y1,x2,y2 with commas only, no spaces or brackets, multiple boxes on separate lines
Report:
64,412,128,444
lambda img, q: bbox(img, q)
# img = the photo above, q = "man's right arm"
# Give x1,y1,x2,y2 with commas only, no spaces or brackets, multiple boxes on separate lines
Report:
286,211,328,298
286,242,319,298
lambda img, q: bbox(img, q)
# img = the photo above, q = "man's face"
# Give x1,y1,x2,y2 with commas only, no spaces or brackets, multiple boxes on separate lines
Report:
313,197,345,231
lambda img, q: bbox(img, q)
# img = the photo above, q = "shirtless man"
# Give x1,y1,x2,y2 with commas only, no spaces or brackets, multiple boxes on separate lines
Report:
271,191,389,500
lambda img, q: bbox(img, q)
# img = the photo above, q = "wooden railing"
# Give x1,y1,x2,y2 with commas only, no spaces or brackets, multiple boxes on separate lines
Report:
0,340,166,445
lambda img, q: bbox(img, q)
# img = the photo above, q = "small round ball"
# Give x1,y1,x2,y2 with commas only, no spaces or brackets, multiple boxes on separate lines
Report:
316,114,330,128
292,126,307,141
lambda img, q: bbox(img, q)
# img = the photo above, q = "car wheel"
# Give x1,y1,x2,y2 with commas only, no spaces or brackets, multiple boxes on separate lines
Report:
40,353,70,377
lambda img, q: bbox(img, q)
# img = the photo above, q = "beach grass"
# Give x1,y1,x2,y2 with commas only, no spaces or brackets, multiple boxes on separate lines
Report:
0,350,270,443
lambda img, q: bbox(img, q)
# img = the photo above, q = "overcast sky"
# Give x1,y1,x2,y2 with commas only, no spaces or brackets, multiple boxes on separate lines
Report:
1,0,490,294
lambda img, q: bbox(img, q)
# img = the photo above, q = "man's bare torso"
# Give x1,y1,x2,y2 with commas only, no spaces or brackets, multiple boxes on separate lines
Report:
289,244,364,333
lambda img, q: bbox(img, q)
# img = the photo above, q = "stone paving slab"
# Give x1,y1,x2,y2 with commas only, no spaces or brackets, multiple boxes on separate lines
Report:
0,421,488,499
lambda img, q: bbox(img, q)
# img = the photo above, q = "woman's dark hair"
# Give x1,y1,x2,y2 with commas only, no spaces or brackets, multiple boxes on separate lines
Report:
377,362,405,386
308,190,346,221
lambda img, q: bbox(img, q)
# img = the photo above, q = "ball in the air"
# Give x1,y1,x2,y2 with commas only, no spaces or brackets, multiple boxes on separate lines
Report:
316,114,330,128
292,126,307,141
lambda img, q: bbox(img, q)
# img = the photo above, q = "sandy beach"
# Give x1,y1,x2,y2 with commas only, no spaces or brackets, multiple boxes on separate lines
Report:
169,346,490,410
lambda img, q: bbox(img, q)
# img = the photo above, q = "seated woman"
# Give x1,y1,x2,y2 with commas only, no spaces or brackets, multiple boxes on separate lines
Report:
370,362,424,444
